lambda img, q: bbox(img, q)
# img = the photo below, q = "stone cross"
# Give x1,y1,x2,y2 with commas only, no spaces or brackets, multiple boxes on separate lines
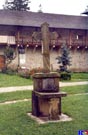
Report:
32,22,58,72
41,22,50,72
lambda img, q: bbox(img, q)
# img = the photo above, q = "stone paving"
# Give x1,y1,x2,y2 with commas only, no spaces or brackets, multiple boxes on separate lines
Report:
0,81,88,93
0,99,31,105
0,81,88,106
0,85,33,93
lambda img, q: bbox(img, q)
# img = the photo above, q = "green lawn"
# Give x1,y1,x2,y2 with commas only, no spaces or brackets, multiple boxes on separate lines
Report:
61,72,88,82
0,85,88,103
0,72,88,87
0,72,88,134
0,90,32,103
71,72,88,81
0,94,88,135
62,85,88,94
0,73,33,87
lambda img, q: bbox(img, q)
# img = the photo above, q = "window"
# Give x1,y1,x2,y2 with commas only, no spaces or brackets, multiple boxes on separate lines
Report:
76,35,83,40
18,46,26,65
19,54,25,64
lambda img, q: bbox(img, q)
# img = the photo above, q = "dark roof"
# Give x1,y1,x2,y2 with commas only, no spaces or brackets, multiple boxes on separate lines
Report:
0,10,88,30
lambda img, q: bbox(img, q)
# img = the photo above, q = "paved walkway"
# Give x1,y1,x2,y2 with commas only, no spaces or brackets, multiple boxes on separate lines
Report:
0,81,88,93
0,99,31,105
0,85,33,93
60,81,88,87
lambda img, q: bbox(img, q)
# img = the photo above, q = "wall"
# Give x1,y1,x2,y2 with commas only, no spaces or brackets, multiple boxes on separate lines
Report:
0,46,88,72
19,48,88,72
0,25,88,72
70,50,88,72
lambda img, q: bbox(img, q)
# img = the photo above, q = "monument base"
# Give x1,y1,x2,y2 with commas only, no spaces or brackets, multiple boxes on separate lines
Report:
27,113,72,124
32,91,67,120
32,72,67,120
33,72,60,93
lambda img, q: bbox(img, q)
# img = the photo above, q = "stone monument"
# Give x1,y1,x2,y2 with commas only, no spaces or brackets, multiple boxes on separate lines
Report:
32,22,67,121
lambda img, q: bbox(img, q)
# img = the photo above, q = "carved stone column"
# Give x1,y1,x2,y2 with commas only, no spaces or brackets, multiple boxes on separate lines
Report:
41,22,50,72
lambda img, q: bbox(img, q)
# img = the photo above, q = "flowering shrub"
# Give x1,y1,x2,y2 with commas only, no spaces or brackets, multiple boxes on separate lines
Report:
18,67,30,79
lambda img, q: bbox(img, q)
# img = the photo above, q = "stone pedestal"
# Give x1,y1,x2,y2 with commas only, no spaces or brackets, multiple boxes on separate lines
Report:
32,72,67,120
33,72,60,92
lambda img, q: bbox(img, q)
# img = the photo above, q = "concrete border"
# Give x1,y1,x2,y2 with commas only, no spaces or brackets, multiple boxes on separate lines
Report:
27,113,72,124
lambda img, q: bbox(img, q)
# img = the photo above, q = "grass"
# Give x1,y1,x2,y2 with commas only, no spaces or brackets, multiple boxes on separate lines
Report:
0,85,88,103
0,72,88,134
61,85,88,94
0,72,88,87
0,94,88,135
0,73,33,87
0,84,87,103
0,90,32,103
71,72,88,81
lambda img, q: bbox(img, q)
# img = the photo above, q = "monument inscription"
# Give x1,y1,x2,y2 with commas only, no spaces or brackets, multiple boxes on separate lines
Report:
42,78,58,91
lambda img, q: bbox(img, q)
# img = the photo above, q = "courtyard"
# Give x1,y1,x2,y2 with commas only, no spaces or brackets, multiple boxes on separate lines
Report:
0,1,88,135
0,73,88,135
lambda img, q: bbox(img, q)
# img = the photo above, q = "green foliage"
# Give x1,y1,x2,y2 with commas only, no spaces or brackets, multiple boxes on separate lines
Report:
18,67,30,79
4,46,14,60
60,72,71,80
56,44,71,80
56,44,71,72
4,46,16,69
4,0,30,11
4,68,17,75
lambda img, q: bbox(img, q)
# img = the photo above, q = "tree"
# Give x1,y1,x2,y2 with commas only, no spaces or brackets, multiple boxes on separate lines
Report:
85,5,88,12
3,0,30,11
56,43,71,80
4,46,16,68
38,4,43,13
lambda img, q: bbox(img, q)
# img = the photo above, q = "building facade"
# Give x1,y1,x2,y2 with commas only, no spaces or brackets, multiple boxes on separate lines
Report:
0,10,88,72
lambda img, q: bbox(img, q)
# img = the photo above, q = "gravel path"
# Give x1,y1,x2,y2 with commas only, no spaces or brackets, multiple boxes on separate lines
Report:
0,81,88,93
